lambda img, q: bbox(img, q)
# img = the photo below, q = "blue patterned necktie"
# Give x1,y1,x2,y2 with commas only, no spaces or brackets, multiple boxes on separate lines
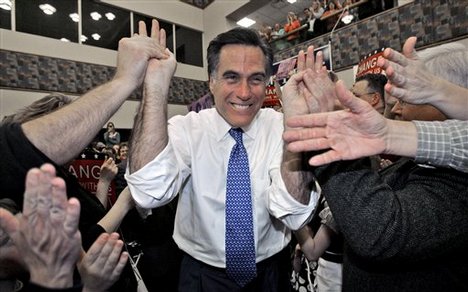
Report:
225,128,257,287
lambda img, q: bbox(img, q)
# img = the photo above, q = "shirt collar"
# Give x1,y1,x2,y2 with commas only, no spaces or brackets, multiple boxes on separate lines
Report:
212,108,262,142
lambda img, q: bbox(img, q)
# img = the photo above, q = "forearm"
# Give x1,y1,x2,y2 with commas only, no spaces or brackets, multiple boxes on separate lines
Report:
97,199,132,232
384,119,418,158
95,180,111,208
280,149,315,205
295,225,332,261
129,86,169,173
22,78,137,165
429,79,468,120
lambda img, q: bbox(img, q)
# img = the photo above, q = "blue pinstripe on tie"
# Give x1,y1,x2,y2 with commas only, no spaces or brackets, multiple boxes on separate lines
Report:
225,128,257,287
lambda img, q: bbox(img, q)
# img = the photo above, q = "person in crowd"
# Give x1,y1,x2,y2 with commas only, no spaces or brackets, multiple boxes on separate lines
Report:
270,23,287,51
0,164,128,292
0,20,169,291
351,73,387,114
306,0,325,38
282,37,468,291
104,122,121,148
126,21,322,291
284,11,302,45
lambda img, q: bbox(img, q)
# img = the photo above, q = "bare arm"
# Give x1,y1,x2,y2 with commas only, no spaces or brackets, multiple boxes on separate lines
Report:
129,20,177,173
97,187,135,232
294,224,333,261
22,23,169,165
95,158,118,208
280,47,332,204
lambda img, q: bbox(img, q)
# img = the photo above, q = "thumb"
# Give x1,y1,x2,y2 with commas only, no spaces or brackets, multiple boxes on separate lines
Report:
335,80,369,114
402,36,419,60
0,208,19,237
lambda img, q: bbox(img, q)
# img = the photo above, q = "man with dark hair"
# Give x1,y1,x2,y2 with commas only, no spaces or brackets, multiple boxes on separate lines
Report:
126,23,322,291
352,73,387,114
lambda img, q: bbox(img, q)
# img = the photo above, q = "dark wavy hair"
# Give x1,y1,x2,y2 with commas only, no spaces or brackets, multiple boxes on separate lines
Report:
207,27,274,79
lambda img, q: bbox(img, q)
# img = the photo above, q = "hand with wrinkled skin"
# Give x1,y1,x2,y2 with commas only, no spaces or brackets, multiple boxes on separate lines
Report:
79,232,129,292
377,36,468,120
284,81,391,166
0,164,81,289
282,46,334,126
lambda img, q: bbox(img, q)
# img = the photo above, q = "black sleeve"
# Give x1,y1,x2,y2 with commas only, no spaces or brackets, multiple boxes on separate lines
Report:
23,282,83,292
314,158,468,263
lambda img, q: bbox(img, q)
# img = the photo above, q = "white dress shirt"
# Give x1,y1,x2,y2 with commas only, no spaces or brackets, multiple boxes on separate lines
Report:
126,108,319,267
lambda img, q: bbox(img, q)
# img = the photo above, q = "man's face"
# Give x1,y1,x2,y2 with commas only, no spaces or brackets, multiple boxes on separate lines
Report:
391,99,447,121
119,146,129,160
210,44,267,128
352,80,383,114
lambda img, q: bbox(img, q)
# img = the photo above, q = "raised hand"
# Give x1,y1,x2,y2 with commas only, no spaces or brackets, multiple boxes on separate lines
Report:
0,164,81,288
79,232,129,292
142,19,177,98
113,19,170,89
282,46,336,124
283,81,389,166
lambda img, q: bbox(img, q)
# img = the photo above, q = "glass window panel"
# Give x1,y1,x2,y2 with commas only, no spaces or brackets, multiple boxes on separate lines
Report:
15,0,78,42
175,25,203,67
0,4,11,29
133,14,174,53
82,0,130,50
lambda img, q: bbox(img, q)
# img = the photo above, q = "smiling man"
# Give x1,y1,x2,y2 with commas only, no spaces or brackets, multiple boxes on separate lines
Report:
125,22,320,292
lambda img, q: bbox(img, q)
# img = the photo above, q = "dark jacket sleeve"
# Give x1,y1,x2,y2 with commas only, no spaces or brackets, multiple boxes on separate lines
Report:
23,282,83,292
314,158,468,263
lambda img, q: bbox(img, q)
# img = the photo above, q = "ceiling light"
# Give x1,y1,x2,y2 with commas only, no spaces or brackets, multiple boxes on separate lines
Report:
90,11,102,20
80,35,88,42
39,4,57,15
69,13,79,22
0,0,12,11
60,38,70,42
105,12,115,20
287,0,297,3
92,33,101,40
237,17,256,28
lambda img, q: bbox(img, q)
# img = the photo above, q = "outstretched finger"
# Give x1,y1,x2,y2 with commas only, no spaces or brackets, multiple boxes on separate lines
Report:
305,46,316,70
23,168,41,217
0,208,19,237
384,82,406,99
63,197,81,237
402,36,419,60
287,137,330,153
283,127,328,143
159,28,167,49
286,112,328,128
109,252,129,282
314,50,323,72
383,47,408,67
296,49,306,72
335,80,370,114
150,19,160,40
138,21,148,36
309,150,341,166
50,177,68,225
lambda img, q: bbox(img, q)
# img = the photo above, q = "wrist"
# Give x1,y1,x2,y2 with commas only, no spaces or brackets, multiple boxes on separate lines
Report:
384,120,417,157
29,270,73,289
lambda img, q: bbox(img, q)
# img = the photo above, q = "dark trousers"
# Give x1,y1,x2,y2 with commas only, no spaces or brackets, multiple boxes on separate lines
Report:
179,247,292,292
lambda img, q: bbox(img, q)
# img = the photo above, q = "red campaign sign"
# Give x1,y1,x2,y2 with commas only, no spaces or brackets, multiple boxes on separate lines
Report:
263,83,282,109
356,48,385,78
68,154,116,205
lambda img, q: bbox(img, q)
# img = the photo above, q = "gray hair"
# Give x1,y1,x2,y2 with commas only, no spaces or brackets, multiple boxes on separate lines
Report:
419,43,468,88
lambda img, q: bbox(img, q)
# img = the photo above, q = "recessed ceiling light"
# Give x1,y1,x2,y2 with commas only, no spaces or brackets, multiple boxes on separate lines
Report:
90,11,102,21
105,12,115,20
287,0,297,3
237,17,256,28
39,4,57,15
60,38,70,42
92,33,101,40
69,13,79,22
80,35,88,42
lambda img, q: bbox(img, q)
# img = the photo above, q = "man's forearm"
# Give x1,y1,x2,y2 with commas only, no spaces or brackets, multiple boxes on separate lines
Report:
128,86,169,174
280,149,315,205
22,79,136,165
430,79,468,120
